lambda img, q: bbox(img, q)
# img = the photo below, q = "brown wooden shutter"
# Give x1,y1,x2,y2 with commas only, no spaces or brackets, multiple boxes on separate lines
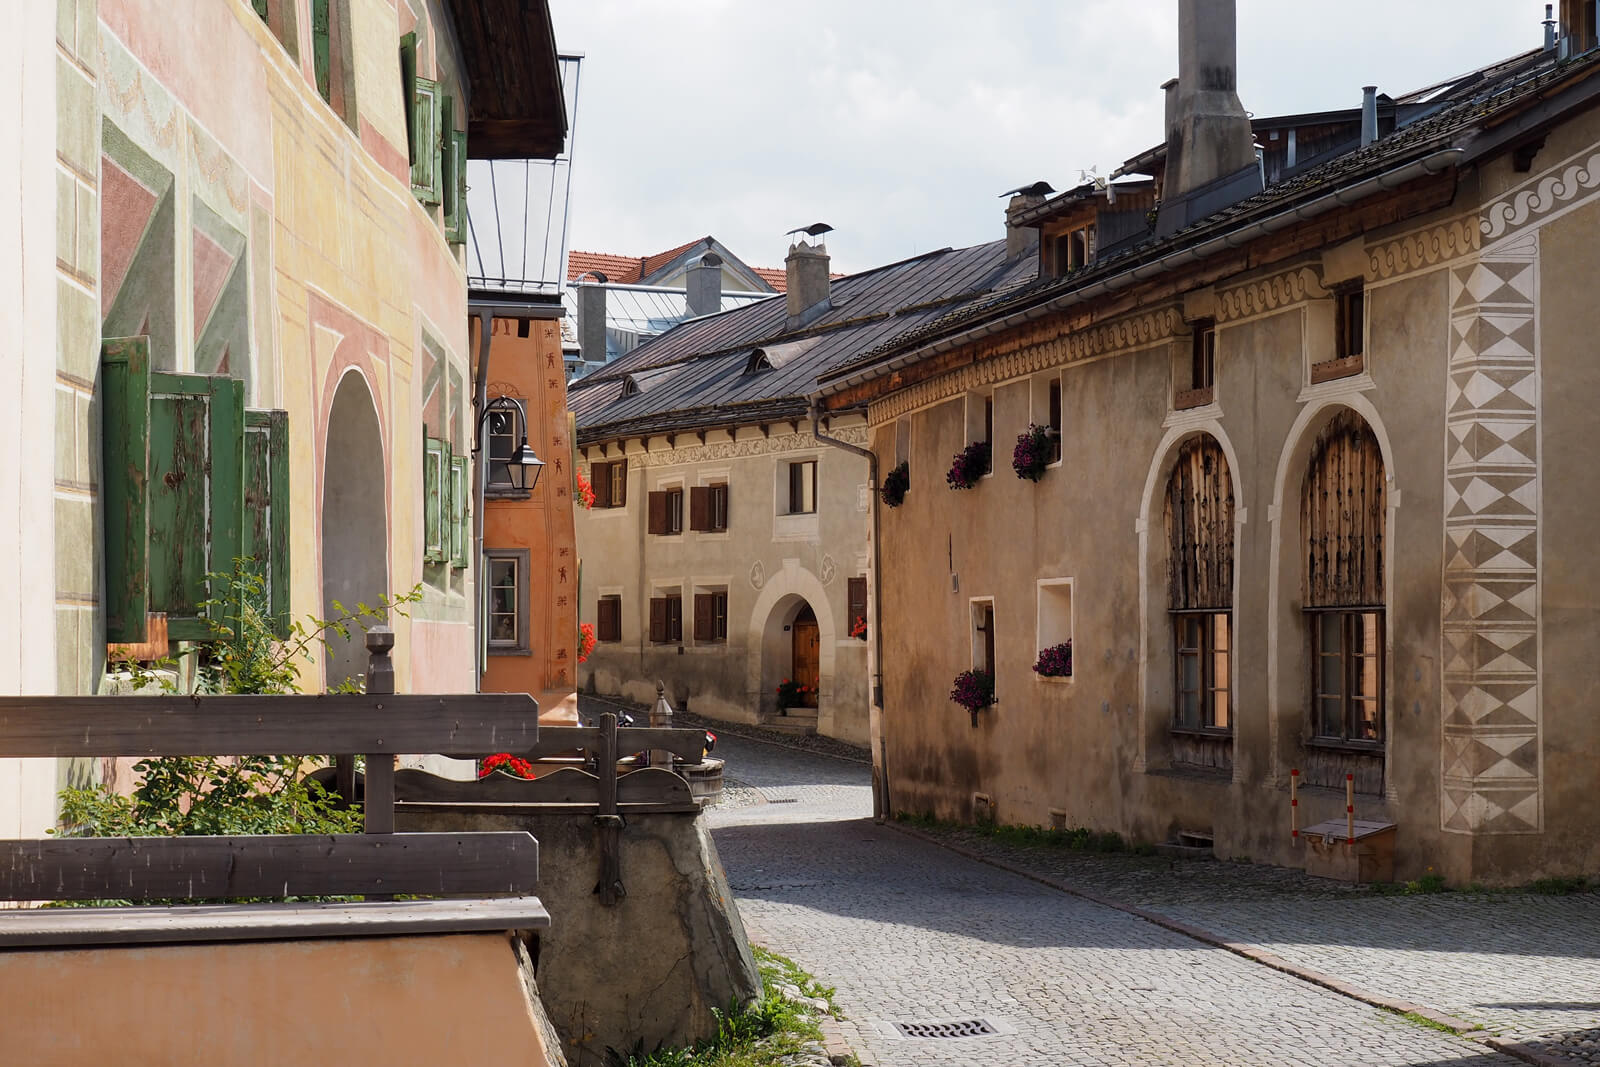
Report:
1164,435,1234,611
667,596,682,642
1302,410,1385,607
689,486,710,531
848,577,868,636
693,593,714,641
590,462,611,508
647,491,668,535
597,597,620,642
614,460,628,506
649,597,667,643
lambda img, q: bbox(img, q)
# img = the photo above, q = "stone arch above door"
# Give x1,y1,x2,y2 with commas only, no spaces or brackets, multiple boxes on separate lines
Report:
745,560,836,715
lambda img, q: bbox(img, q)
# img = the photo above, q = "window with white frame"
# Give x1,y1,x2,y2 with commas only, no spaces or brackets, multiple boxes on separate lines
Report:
782,459,817,515
485,548,529,654
970,598,997,694
1035,579,1073,679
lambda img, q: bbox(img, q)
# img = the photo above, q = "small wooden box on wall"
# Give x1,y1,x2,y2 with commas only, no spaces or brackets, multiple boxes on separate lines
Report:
1300,819,1397,883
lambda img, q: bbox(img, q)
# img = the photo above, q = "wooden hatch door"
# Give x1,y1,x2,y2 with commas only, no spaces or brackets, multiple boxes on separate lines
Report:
792,604,820,707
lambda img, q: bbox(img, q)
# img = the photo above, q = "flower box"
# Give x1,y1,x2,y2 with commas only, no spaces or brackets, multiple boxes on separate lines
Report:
946,441,990,490
880,461,910,508
1033,640,1072,679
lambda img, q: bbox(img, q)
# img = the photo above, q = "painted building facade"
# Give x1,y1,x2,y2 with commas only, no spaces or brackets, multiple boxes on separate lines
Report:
0,0,564,835
817,7,1600,883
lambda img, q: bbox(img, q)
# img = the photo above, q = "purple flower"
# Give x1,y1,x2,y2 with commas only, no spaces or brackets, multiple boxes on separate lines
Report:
1013,424,1053,482
950,669,995,712
946,442,990,489
1033,641,1072,677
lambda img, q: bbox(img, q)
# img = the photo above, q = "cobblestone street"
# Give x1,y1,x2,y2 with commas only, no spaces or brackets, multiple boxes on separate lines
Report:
702,731,1589,1066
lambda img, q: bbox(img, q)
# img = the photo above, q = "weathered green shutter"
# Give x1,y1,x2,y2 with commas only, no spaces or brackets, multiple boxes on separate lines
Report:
423,436,446,562
399,32,417,165
311,0,331,103
243,408,291,638
146,371,244,640
102,338,152,642
445,129,468,245
411,78,441,204
449,451,468,568
252,0,270,21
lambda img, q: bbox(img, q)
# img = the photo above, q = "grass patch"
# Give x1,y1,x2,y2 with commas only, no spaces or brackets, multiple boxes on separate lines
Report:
1383,1007,1462,1034
1528,876,1590,895
896,810,1136,854
605,947,856,1067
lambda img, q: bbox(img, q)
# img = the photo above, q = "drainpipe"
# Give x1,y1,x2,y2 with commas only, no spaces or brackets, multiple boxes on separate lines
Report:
809,401,889,822
471,307,493,690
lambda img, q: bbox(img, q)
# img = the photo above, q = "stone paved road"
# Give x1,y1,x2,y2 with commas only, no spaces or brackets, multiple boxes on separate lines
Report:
706,734,1522,1066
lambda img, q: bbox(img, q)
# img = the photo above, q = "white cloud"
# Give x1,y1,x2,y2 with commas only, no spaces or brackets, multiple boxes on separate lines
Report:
552,0,1550,275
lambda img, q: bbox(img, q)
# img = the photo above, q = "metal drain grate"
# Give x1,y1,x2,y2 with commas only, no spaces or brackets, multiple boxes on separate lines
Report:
893,1019,997,1039
765,797,799,804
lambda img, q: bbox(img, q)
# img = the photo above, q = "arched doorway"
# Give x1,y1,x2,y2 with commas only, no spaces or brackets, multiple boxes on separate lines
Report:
791,604,820,708
321,371,388,690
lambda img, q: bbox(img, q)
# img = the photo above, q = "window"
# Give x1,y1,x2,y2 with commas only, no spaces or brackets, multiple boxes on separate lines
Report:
1301,410,1386,746
1164,435,1234,733
649,591,683,644
311,0,355,128
251,0,299,60
648,487,684,535
693,590,728,643
591,460,627,508
847,577,868,640
422,435,468,567
971,598,996,675
690,483,729,532
1174,612,1230,729
1335,287,1364,360
485,550,529,653
1035,579,1073,679
485,403,525,495
102,337,291,643
786,460,817,514
1047,378,1062,465
1311,611,1384,743
596,594,622,643
1177,320,1216,409
983,396,994,474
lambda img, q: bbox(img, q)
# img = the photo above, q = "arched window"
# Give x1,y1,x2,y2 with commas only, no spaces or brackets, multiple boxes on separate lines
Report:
1301,410,1386,745
1164,436,1234,733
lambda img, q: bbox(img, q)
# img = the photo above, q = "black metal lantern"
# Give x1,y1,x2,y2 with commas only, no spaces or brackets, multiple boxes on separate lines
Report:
477,396,543,491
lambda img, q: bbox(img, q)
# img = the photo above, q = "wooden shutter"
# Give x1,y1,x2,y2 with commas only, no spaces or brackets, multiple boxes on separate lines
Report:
590,462,611,509
597,597,621,642
449,451,468,568
399,33,418,163
668,596,682,642
689,486,710,531
647,491,669,535
411,77,441,204
243,409,290,639
423,437,446,562
1302,411,1385,607
613,460,628,506
102,337,248,642
649,597,667,643
312,0,331,102
848,577,868,636
1164,435,1234,611
694,593,715,641
252,0,269,19
446,130,467,244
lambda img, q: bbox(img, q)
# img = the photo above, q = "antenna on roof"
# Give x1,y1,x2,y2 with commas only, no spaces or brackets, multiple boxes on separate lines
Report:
998,181,1054,198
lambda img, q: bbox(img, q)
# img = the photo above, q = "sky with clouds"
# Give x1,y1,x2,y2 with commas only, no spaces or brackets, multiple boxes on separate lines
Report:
550,1,1550,277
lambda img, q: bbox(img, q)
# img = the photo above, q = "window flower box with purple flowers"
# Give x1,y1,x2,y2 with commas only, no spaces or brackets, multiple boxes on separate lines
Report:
946,441,990,490
1013,423,1055,482
880,461,910,508
1033,640,1072,679
951,668,995,726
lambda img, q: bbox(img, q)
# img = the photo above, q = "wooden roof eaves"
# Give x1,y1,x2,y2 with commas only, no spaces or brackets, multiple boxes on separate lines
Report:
575,397,811,448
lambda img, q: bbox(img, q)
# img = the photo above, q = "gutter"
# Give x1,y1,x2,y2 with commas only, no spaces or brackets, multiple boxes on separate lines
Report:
470,307,493,688
809,401,889,823
818,146,1465,398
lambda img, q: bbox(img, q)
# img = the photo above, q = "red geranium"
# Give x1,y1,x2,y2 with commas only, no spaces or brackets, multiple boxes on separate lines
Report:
479,753,537,779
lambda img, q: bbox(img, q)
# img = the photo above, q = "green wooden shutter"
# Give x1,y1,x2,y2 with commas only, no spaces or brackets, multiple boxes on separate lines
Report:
252,0,270,21
244,408,291,638
311,0,331,103
411,78,441,204
449,451,468,569
102,337,152,643
400,32,417,165
440,94,466,244
445,129,468,245
423,436,446,562
147,370,244,640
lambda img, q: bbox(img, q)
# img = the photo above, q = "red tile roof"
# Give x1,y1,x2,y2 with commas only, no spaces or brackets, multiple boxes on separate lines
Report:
567,238,792,292
751,266,787,292
638,237,710,281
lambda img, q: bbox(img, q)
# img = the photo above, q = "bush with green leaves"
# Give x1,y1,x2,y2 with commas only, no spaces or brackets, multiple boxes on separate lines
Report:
57,563,420,844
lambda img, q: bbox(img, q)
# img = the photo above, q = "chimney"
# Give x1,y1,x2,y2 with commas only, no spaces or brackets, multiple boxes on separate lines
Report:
1004,186,1050,260
1546,4,1558,51
577,275,608,367
785,241,831,328
1169,0,1257,199
685,252,722,318
1361,86,1379,147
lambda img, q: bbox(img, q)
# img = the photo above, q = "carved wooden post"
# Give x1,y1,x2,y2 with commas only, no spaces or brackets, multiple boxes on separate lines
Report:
650,680,676,771
594,711,625,905
363,626,395,836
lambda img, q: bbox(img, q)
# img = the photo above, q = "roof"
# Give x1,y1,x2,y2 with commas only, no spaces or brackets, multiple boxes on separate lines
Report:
569,240,1039,443
445,0,566,159
566,237,785,291
820,45,1600,393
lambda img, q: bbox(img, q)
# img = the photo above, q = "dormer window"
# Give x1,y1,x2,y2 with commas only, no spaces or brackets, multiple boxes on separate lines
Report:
744,350,772,375
1050,224,1096,278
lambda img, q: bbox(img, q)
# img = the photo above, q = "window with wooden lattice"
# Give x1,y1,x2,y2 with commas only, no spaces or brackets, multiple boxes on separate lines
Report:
1164,435,1234,747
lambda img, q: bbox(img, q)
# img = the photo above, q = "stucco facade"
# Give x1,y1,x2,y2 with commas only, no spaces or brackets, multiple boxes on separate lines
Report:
576,420,873,746
835,101,1600,884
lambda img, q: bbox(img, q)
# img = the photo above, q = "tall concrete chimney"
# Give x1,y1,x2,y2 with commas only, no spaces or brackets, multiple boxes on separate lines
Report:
785,241,831,328
1361,86,1379,146
685,252,722,318
577,276,608,366
1169,0,1256,199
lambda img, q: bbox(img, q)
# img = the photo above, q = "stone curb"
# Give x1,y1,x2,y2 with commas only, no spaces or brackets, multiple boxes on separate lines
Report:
818,1014,865,1066
881,824,1572,1059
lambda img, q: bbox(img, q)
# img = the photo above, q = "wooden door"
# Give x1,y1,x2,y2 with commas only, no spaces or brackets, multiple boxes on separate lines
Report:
792,606,820,708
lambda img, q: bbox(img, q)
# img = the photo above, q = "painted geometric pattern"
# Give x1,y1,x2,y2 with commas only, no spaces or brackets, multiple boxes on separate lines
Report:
1440,231,1540,834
